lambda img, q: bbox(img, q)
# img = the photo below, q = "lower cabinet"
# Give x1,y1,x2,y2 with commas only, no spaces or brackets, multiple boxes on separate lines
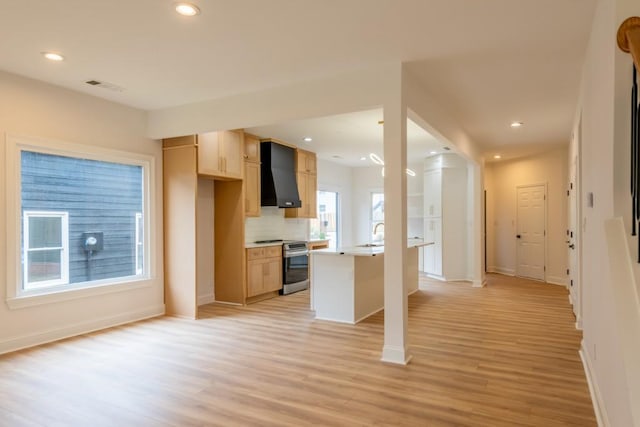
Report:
246,246,282,298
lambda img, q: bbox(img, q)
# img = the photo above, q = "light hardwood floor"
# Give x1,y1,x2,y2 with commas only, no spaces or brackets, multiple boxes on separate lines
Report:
0,274,596,426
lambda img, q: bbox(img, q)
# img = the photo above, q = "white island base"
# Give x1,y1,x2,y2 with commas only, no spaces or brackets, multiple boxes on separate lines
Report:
311,246,420,324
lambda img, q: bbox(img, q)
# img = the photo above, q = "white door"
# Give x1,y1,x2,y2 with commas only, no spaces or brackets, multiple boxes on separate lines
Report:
516,185,546,280
567,156,581,324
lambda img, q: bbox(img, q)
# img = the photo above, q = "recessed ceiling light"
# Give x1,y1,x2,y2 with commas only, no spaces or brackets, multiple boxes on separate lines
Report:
369,153,384,165
430,151,437,155
303,137,313,142
360,157,366,161
406,168,416,177
42,52,64,61
510,121,523,128
494,154,502,159
175,3,200,16
332,155,343,159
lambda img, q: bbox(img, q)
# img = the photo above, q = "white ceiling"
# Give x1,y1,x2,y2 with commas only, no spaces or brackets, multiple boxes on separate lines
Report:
0,0,597,161
247,109,444,167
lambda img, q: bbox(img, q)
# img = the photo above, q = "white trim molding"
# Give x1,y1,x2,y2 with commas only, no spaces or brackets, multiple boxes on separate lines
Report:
197,293,215,306
546,275,569,286
0,304,165,355
381,344,413,365
580,344,609,427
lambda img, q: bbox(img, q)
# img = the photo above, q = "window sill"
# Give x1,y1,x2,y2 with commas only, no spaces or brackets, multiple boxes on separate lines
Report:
5,277,155,310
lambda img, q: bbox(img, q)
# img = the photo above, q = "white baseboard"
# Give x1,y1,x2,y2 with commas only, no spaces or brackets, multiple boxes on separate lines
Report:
197,293,215,306
381,344,413,365
489,267,515,276
0,304,165,355
546,275,568,286
580,342,609,427
472,279,486,288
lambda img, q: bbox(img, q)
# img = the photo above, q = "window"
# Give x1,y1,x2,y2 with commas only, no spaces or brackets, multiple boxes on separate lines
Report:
23,211,69,289
371,192,384,242
5,135,153,306
310,191,339,248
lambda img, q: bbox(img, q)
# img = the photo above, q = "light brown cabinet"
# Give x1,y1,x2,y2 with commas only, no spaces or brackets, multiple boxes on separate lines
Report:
246,246,282,298
244,133,260,163
244,161,261,217
286,149,317,219
198,130,243,179
162,132,246,317
296,149,317,174
243,134,261,217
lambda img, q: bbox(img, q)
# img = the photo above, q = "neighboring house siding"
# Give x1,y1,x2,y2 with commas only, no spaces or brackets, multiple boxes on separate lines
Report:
21,151,143,283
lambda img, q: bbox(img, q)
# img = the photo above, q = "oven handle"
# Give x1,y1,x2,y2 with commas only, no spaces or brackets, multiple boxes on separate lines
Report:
283,251,309,258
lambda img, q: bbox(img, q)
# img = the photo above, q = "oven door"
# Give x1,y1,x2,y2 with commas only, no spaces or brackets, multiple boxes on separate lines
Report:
283,252,309,285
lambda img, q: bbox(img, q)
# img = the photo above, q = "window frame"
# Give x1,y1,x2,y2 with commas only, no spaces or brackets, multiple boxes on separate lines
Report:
22,211,70,289
5,134,156,309
370,191,385,242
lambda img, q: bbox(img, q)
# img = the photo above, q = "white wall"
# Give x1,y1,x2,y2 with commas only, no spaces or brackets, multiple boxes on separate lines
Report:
316,159,354,247
484,147,568,284
0,71,164,354
573,0,638,424
244,207,308,243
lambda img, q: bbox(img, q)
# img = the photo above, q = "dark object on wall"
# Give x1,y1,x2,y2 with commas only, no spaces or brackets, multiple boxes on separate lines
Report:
82,231,104,252
630,65,640,261
260,141,302,208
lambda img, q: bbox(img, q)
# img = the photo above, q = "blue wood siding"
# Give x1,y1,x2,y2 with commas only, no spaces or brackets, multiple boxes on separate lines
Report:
21,151,143,284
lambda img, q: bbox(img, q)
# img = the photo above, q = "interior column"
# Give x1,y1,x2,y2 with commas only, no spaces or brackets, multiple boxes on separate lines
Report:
381,68,411,365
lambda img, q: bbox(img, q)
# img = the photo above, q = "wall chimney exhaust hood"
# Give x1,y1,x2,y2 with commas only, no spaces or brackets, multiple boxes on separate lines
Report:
260,140,301,208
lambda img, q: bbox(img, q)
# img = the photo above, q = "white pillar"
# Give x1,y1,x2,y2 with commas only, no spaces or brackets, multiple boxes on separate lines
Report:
381,69,411,365
471,163,486,287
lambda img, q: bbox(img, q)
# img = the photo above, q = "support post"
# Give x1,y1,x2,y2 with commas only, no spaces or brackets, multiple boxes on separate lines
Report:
381,67,411,365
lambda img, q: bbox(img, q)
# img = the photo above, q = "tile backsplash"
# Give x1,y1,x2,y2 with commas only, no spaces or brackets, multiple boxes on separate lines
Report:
245,207,309,243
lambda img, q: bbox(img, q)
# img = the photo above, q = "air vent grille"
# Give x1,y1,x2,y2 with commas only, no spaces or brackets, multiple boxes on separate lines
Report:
85,80,125,92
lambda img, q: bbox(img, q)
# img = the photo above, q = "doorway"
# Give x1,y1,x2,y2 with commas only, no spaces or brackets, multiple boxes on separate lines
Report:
516,184,546,281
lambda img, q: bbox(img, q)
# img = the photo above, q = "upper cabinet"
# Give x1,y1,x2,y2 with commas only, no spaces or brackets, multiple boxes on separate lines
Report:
243,134,261,217
286,149,317,219
244,133,260,163
296,149,317,174
198,130,244,179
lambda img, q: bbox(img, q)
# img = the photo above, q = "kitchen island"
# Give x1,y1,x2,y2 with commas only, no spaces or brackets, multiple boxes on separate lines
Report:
311,239,431,324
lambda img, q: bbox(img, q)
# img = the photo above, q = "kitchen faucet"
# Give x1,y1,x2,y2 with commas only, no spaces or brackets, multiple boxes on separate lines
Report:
373,222,384,234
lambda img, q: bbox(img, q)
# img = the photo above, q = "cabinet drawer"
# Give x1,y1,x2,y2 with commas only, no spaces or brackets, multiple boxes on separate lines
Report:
247,245,282,260
265,246,282,258
247,247,265,260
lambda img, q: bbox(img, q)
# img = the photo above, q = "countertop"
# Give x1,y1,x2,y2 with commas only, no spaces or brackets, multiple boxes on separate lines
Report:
245,239,330,249
312,238,433,257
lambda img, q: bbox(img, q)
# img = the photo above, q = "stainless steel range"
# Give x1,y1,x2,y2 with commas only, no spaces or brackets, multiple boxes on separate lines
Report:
282,241,309,295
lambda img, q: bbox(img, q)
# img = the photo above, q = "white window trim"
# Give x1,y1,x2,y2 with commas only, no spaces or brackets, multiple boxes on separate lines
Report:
5,133,157,310
135,212,143,275
23,211,70,289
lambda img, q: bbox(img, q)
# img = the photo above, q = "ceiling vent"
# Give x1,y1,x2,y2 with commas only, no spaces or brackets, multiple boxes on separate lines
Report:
85,80,124,92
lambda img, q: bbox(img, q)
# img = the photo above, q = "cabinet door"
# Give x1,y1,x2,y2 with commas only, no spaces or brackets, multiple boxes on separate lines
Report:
297,150,317,173
307,173,317,218
263,258,283,293
423,169,442,217
221,130,243,179
197,132,223,176
244,134,260,163
244,161,261,217
246,259,265,297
